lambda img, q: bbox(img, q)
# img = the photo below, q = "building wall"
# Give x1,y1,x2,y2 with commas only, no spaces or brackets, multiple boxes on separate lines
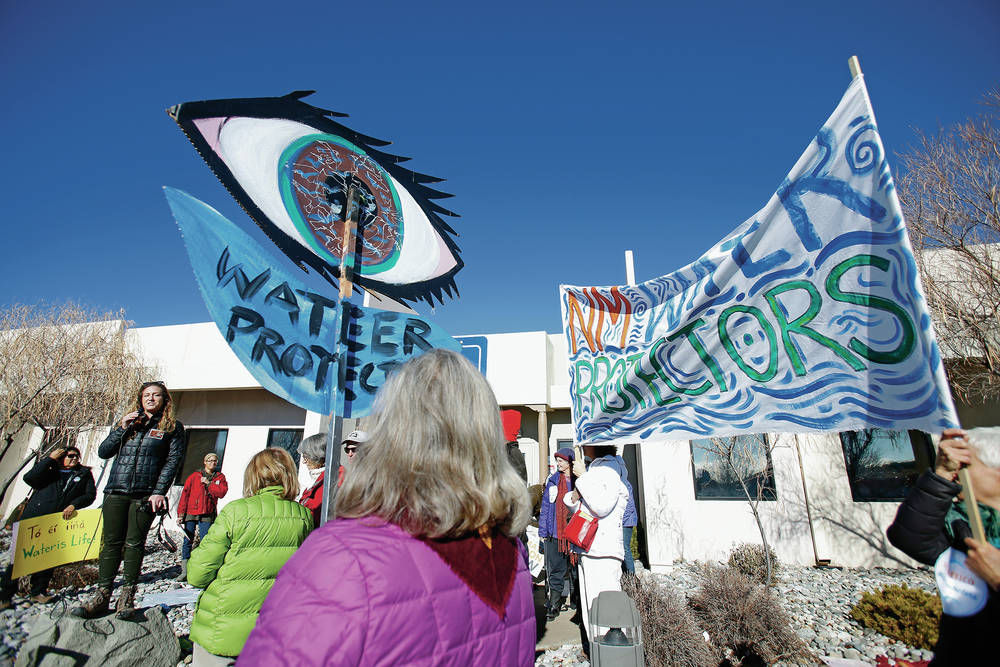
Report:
4,320,995,571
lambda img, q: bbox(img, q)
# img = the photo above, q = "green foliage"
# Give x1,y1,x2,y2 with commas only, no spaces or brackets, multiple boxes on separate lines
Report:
630,525,640,561
849,584,941,651
728,542,780,583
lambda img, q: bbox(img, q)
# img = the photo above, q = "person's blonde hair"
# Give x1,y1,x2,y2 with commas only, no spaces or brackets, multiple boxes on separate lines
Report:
243,448,299,500
336,349,530,539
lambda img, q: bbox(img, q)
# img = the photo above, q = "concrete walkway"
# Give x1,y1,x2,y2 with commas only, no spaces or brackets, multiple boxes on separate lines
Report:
536,605,584,651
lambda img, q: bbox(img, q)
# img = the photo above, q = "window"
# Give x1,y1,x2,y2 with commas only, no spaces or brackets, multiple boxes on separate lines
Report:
174,429,228,485
839,428,934,501
690,435,777,500
267,428,304,467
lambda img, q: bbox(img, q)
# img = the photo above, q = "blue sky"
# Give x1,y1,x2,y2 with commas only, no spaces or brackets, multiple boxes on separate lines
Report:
1,1,997,337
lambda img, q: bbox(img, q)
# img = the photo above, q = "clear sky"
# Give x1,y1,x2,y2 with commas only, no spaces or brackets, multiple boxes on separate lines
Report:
1,1,997,337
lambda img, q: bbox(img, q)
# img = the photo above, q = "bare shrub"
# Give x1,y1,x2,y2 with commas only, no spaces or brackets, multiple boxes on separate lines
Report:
621,572,714,667
728,542,780,584
688,564,814,666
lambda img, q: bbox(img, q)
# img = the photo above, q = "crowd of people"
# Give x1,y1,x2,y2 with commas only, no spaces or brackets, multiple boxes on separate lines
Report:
7,351,1000,664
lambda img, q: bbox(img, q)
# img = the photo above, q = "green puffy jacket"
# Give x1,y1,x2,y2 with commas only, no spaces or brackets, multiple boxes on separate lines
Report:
188,485,313,657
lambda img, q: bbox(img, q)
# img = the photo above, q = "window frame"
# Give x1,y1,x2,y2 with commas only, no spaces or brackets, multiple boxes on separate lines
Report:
689,434,778,502
173,428,229,486
839,428,934,502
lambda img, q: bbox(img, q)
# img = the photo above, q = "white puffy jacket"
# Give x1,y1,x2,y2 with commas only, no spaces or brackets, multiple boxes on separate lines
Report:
564,465,629,560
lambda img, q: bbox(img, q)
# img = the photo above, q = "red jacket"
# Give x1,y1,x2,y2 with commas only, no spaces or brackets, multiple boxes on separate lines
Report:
177,470,228,517
299,468,346,527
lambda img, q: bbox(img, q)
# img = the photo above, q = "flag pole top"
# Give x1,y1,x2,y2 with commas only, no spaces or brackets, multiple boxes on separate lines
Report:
848,55,862,79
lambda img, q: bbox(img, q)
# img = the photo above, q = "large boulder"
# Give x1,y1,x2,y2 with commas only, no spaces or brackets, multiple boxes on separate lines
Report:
16,606,181,667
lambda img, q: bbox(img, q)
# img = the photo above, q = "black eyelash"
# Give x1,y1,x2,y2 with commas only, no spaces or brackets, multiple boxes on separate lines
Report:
168,91,463,306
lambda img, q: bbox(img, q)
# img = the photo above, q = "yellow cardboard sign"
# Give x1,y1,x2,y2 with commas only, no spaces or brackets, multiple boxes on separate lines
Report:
10,509,103,578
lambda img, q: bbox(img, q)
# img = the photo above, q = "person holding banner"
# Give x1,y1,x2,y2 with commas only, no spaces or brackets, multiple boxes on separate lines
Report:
72,380,186,619
240,349,536,666
175,453,228,582
590,445,638,573
0,446,96,609
887,428,1000,664
564,454,629,645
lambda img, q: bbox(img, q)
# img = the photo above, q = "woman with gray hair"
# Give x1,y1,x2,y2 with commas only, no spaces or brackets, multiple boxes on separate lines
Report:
241,349,536,665
298,430,367,526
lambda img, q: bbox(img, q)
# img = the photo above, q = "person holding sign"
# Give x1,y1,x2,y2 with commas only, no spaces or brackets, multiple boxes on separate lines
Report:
175,453,228,582
564,453,629,645
72,381,186,619
0,446,95,609
887,428,1000,664
240,350,535,666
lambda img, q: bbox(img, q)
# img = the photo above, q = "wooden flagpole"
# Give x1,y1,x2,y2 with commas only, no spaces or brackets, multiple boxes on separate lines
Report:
848,54,986,545
320,179,361,525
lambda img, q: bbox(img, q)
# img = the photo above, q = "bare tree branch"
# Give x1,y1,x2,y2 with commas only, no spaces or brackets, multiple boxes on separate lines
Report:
0,302,153,505
900,90,1000,403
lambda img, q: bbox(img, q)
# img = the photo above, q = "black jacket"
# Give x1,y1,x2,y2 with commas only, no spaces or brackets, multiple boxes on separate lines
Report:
22,458,97,520
887,470,998,665
99,416,186,497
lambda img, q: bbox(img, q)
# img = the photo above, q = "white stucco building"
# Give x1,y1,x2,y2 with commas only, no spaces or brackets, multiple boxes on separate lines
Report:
2,320,995,571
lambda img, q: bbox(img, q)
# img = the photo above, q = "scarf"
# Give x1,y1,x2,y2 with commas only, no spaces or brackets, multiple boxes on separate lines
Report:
555,473,573,556
420,528,518,618
945,499,1000,548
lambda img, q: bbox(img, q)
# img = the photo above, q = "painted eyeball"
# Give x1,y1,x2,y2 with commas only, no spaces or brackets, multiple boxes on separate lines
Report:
168,92,462,304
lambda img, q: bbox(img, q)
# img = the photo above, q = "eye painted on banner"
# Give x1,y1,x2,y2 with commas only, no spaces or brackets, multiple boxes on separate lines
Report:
168,93,462,304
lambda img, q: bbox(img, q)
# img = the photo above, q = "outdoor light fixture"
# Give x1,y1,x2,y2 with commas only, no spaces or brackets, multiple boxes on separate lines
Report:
589,590,644,666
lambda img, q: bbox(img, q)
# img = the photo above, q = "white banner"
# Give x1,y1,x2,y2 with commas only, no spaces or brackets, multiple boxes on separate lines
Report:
561,77,958,444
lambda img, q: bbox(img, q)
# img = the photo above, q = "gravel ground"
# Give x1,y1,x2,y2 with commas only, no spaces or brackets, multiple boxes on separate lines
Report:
535,562,937,666
1,530,937,666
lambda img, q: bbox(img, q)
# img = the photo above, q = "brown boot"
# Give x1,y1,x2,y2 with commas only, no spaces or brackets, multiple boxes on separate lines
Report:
115,584,138,619
70,587,111,618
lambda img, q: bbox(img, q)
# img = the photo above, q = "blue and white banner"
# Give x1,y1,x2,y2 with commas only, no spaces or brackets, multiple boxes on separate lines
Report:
165,187,460,417
560,77,959,444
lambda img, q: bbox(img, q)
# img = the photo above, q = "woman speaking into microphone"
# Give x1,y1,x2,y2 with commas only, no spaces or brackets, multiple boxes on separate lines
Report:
72,380,186,619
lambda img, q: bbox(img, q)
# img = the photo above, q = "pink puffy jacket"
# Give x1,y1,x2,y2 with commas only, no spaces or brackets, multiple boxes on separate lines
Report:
238,518,536,666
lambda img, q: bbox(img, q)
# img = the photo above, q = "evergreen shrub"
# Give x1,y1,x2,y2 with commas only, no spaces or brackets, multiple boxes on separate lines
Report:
849,584,940,651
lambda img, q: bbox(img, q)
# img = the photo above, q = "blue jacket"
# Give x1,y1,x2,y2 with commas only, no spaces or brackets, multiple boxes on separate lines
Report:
592,455,637,527
538,471,573,538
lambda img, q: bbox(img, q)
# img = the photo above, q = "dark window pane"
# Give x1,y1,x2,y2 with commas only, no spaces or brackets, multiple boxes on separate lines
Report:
174,429,228,485
690,435,777,501
267,429,304,467
839,428,933,501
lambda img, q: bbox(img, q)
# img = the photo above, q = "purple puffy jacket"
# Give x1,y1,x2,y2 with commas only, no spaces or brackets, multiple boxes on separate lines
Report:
238,517,536,666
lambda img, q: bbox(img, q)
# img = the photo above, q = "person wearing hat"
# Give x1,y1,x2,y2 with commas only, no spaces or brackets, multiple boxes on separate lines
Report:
538,447,578,621
297,429,369,526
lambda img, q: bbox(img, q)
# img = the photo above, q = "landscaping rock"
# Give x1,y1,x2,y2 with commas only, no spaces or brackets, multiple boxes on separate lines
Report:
16,606,180,667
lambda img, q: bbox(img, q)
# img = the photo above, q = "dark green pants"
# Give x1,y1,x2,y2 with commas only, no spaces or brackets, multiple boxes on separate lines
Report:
97,494,154,588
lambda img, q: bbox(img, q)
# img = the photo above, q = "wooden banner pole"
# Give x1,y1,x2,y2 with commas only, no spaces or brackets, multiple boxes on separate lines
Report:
320,181,361,526
959,465,988,544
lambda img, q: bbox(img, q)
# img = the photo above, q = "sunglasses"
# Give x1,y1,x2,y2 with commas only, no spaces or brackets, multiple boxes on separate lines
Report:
65,453,80,459
343,446,358,454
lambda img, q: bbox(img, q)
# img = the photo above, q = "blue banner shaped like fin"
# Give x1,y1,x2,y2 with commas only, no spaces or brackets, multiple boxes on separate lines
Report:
164,187,460,417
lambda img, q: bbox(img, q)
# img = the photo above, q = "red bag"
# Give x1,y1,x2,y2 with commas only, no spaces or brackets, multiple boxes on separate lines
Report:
565,509,599,551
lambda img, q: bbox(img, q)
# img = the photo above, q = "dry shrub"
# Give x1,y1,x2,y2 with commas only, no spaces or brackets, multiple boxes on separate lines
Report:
621,572,714,667
50,561,98,589
688,563,814,666
728,543,780,584
849,584,940,651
